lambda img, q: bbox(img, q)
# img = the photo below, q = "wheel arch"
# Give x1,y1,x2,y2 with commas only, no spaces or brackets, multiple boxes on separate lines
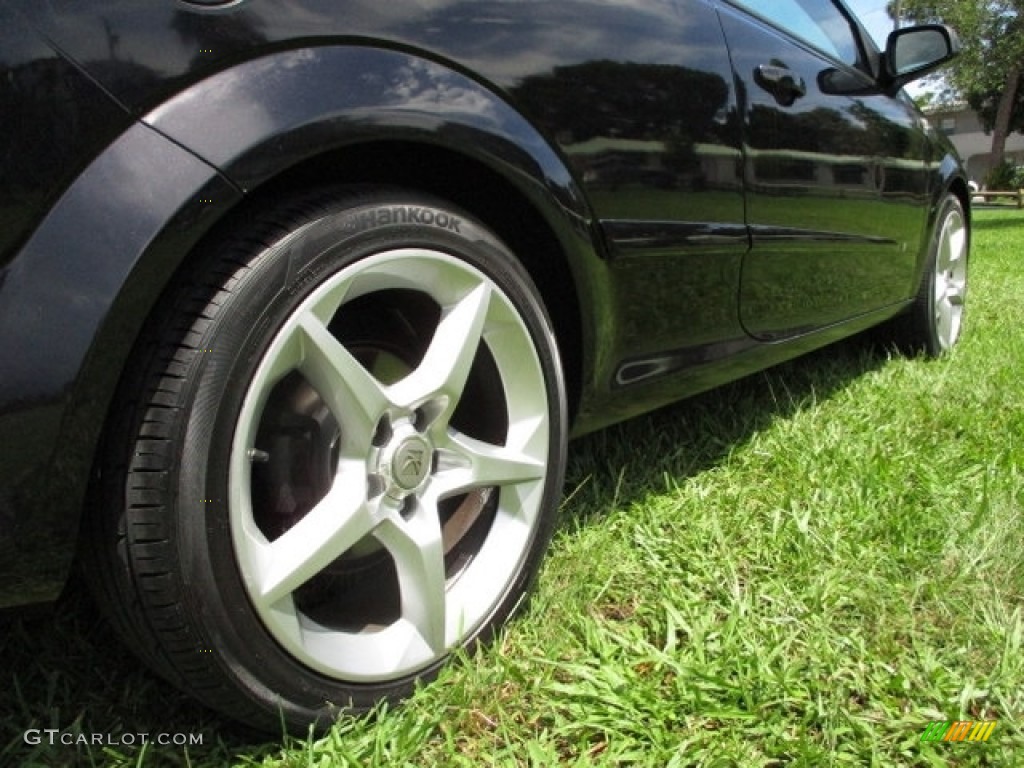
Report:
216,140,589,420
947,173,972,232
142,42,595,424
936,151,972,229
29,44,597,600
908,150,972,293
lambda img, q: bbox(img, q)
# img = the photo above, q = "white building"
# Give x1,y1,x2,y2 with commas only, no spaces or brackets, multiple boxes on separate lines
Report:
925,104,1024,185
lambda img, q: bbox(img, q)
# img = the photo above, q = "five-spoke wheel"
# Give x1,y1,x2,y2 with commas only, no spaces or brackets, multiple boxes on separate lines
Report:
888,193,969,356
230,247,554,682
84,189,566,731
931,199,968,351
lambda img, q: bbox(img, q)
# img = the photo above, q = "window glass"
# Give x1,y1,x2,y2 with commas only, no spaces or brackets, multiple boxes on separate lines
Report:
729,0,861,66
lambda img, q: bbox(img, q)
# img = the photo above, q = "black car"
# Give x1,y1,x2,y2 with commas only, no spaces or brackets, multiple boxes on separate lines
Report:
0,0,967,732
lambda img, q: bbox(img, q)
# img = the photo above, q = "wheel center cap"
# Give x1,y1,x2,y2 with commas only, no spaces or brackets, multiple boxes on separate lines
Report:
389,435,432,492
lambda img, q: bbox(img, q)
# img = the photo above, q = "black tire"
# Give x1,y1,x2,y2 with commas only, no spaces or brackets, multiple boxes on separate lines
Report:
81,187,568,732
889,193,969,357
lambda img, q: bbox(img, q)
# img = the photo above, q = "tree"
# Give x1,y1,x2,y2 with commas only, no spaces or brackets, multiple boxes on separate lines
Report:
890,1,1024,179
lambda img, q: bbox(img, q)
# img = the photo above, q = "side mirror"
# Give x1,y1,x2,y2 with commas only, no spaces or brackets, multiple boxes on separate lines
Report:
885,24,961,90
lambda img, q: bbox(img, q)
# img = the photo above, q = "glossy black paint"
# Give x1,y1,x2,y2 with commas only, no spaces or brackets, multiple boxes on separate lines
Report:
0,0,967,606
719,3,933,339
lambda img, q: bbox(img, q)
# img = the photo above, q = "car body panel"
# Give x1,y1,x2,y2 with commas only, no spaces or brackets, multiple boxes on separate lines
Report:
0,0,967,606
0,2,134,273
21,0,753,425
0,119,241,607
508,0,752,412
718,1,932,340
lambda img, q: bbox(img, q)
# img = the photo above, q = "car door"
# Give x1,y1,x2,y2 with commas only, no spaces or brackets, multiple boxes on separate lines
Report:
718,0,931,340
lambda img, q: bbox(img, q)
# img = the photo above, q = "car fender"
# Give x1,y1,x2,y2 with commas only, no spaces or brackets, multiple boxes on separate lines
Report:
936,150,971,216
144,44,591,225
141,43,607,428
916,148,971,282
0,121,241,606
1,45,605,604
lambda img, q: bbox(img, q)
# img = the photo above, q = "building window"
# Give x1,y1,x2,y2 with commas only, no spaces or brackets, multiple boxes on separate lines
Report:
939,117,956,135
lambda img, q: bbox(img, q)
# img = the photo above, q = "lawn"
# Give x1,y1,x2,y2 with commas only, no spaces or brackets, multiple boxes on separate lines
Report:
3,209,1022,767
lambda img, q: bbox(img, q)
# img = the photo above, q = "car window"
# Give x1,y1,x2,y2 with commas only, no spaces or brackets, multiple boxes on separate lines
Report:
727,0,861,66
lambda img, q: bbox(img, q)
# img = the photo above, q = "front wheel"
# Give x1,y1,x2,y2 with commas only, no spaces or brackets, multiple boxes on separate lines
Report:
83,188,568,731
890,194,969,356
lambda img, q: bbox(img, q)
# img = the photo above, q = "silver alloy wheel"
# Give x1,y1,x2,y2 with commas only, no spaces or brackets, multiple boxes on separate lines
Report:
933,204,967,350
228,247,550,682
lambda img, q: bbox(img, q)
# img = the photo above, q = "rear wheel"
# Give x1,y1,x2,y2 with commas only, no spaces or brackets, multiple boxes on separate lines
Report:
83,188,567,731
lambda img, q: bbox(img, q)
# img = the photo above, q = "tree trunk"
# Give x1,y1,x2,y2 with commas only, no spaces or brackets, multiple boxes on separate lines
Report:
989,64,1021,175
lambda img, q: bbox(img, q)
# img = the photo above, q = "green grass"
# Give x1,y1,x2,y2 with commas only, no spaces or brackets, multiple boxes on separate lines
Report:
3,208,1023,767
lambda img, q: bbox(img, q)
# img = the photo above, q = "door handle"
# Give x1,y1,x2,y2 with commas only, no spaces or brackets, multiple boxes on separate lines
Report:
754,64,807,105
